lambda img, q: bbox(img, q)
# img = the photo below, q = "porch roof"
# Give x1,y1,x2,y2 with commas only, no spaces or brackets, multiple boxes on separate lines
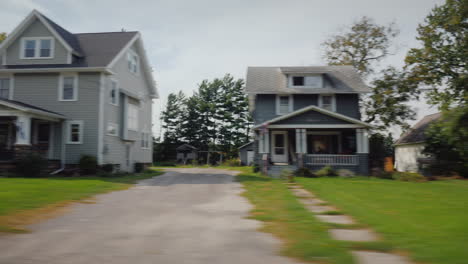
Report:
253,105,373,130
0,99,65,121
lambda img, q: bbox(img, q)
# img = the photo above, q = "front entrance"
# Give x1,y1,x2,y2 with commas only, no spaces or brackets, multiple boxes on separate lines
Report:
271,131,288,163
33,122,52,158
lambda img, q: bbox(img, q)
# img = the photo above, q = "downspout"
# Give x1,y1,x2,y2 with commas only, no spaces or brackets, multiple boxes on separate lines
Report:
50,120,66,175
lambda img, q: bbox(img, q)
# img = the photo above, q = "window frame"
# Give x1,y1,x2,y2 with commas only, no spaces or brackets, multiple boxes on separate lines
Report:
289,75,323,88
127,50,139,75
58,73,78,101
0,76,13,100
109,79,119,106
107,122,119,136
20,37,55,59
276,94,293,115
127,103,139,131
66,120,84,144
318,94,336,112
141,130,151,149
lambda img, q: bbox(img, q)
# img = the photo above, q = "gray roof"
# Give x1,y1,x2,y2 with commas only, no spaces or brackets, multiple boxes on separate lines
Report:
0,98,65,117
41,13,83,55
245,66,370,94
395,113,442,145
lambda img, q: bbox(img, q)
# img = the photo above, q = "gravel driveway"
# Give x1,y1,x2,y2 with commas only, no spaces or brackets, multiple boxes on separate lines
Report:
0,168,300,264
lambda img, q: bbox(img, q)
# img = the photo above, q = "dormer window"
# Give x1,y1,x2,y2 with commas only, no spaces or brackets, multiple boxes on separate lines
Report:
21,37,54,59
289,75,323,88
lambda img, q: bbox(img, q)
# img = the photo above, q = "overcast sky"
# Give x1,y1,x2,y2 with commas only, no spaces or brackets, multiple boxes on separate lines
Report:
2,0,444,137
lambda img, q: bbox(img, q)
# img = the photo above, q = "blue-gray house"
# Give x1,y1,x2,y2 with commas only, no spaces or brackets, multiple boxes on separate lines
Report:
245,66,372,175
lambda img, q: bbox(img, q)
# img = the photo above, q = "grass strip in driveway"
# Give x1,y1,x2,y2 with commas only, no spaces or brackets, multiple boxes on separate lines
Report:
0,169,163,233
237,172,354,264
297,177,468,264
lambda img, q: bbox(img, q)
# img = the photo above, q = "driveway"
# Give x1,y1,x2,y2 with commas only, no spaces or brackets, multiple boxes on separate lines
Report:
0,168,299,264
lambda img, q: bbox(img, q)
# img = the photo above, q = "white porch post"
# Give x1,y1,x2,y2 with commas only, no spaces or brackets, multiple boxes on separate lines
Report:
356,128,369,154
259,128,269,175
15,114,32,145
295,128,307,167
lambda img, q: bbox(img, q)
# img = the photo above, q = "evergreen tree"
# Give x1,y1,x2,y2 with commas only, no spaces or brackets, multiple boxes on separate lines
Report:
161,91,186,144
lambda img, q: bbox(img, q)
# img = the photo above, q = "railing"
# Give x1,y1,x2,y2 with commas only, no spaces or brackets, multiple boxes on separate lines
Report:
304,154,358,166
0,149,15,161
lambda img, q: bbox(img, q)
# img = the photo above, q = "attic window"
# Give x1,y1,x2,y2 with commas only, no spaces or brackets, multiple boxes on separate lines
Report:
290,75,323,88
127,50,139,74
21,37,54,59
292,76,304,86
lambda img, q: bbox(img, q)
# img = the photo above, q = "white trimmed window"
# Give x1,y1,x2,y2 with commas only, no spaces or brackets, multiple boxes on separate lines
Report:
21,37,54,59
276,95,293,115
59,73,78,101
141,131,150,149
109,80,119,105
127,104,139,131
66,121,83,144
289,75,323,88
107,122,119,136
319,94,336,112
127,50,139,74
0,78,11,99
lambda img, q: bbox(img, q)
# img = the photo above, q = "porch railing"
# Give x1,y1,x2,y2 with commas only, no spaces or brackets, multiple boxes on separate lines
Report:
304,154,358,166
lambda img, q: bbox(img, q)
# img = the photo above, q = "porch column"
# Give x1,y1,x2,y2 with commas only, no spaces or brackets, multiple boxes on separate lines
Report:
295,128,307,168
15,114,32,145
356,128,370,175
258,128,269,175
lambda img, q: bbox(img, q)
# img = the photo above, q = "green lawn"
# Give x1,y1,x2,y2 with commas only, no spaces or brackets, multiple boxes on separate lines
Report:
297,177,468,264
0,170,163,233
238,171,355,264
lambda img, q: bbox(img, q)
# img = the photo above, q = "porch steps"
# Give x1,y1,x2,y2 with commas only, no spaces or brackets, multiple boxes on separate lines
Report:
268,164,298,178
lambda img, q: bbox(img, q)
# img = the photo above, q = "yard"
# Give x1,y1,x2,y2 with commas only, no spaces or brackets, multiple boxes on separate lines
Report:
296,177,468,264
0,170,162,233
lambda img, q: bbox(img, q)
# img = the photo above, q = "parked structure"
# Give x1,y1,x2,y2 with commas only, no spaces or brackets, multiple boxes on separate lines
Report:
239,141,254,166
394,113,441,173
245,66,372,175
0,10,158,172
176,144,198,164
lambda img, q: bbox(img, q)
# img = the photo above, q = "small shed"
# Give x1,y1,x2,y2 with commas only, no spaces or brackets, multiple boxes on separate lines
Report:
394,113,441,173
176,144,198,164
239,142,255,166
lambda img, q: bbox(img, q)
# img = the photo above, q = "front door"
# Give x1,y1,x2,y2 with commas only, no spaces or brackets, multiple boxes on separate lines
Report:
271,131,288,163
34,123,50,158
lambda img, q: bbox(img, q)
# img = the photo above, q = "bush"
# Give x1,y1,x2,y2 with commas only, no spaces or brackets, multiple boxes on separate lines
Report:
315,165,338,177
15,153,47,177
222,158,240,167
295,167,316,178
252,163,260,173
337,169,355,177
101,164,114,173
392,172,426,182
79,155,98,175
280,169,295,183
134,162,145,173
375,171,393,179
153,161,176,167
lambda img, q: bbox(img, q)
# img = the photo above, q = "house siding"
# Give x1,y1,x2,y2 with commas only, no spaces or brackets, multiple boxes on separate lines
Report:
13,72,100,164
5,18,69,65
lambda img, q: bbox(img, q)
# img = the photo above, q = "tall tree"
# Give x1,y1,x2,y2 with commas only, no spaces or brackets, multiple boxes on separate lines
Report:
322,16,399,78
405,0,467,110
0,33,6,43
161,91,186,144
322,16,416,130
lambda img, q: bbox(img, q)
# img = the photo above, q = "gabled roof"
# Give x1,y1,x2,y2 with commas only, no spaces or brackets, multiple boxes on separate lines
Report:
246,66,370,94
0,98,65,119
177,144,198,151
395,113,442,145
253,105,373,129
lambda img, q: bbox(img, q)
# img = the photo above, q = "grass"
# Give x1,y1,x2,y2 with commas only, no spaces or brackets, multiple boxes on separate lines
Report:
0,169,163,233
297,177,468,264
237,171,355,264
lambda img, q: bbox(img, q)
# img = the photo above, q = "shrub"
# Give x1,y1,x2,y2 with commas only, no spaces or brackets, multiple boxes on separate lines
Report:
315,165,338,177
134,163,145,173
252,163,260,173
153,161,176,167
101,164,114,173
337,169,355,177
222,158,240,167
15,153,47,177
375,171,393,179
280,169,295,183
79,155,98,175
295,167,316,178
392,172,426,182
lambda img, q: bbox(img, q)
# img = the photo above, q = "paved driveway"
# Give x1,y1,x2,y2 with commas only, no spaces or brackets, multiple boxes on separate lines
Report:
0,168,300,264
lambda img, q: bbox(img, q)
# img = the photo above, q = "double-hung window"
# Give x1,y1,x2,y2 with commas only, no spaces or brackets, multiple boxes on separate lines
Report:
66,121,84,144
59,73,78,101
276,95,293,115
127,51,139,74
109,80,119,105
141,131,150,149
319,95,336,112
0,78,11,99
107,122,119,136
127,104,139,131
21,37,54,59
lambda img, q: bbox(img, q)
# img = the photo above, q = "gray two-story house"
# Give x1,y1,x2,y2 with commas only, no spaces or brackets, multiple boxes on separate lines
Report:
246,66,372,175
0,10,158,172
